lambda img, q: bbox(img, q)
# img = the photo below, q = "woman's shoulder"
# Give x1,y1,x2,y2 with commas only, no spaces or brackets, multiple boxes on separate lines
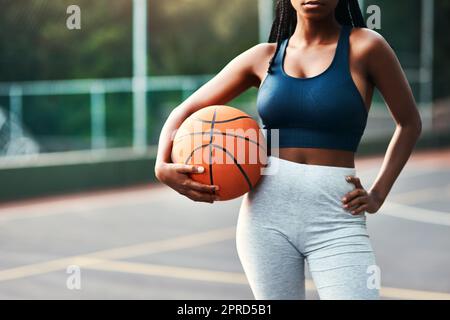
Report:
349,27,394,60
233,42,277,67
247,42,278,60
237,42,278,78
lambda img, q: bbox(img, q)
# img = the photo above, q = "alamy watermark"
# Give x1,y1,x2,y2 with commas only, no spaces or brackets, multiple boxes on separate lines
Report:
66,265,82,290
366,5,382,30
66,5,81,30
367,264,382,290
64,4,382,31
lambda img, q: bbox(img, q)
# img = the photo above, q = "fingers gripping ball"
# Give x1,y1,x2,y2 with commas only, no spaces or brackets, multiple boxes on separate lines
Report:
171,105,267,201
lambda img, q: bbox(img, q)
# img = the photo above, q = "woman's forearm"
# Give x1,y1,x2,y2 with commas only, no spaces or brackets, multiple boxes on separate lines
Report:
155,103,192,168
368,121,422,205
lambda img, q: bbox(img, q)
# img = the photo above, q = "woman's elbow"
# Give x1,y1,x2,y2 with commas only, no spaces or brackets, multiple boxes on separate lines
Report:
413,110,423,138
416,115,423,137
396,110,422,138
403,112,422,139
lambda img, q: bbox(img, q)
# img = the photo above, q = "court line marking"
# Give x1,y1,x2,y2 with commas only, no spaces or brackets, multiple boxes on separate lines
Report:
80,258,315,292
75,257,259,286
0,166,448,225
0,188,175,223
379,286,450,300
0,227,449,300
396,166,448,179
358,166,446,181
2,195,448,228
389,184,450,204
0,227,236,282
77,258,450,300
380,202,450,227
1,186,449,228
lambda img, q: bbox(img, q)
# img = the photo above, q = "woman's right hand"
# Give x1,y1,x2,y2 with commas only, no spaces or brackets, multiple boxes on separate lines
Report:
155,162,220,203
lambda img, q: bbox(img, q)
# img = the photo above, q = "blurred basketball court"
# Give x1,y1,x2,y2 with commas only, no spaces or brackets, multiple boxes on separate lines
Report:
0,0,449,301
0,148,449,300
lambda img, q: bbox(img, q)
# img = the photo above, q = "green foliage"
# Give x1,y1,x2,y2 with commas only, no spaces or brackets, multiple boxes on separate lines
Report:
0,0,259,150
0,0,259,81
148,0,258,75
0,0,132,81
0,0,448,151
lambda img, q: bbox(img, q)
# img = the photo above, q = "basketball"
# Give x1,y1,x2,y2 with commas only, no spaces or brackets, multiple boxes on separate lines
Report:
171,105,267,201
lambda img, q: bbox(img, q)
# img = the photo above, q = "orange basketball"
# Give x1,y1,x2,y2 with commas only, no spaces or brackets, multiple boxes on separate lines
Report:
171,105,267,201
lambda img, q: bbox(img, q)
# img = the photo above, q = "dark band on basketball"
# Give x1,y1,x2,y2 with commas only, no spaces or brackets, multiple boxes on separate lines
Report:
192,115,253,124
184,143,211,165
209,143,253,191
183,142,254,191
208,109,218,189
174,131,266,151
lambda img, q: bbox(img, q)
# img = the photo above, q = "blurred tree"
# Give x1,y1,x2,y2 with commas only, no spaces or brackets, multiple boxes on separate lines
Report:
0,0,259,81
0,0,132,81
148,0,258,75
434,0,450,100
0,0,448,151
0,0,260,150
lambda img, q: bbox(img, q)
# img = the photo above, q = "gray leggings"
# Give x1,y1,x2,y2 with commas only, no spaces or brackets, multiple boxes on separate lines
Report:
236,156,380,300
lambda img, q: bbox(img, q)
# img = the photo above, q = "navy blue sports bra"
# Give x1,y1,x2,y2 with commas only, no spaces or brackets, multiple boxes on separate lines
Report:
257,25,368,153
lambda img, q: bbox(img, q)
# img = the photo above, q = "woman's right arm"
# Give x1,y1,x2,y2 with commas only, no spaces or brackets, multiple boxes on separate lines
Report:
154,43,274,203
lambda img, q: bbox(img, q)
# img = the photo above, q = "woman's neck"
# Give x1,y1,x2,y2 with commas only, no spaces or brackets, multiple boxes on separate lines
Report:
291,16,341,45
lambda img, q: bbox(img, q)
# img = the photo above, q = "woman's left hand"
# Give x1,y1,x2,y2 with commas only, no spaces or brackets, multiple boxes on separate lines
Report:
342,176,383,215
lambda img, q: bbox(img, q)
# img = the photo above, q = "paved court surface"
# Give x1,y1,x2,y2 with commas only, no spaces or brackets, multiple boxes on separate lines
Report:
0,148,449,300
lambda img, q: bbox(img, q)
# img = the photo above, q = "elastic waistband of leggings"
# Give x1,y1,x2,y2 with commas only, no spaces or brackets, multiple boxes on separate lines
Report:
267,155,357,176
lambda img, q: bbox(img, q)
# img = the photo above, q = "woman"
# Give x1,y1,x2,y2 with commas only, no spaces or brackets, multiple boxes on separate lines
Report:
154,0,422,300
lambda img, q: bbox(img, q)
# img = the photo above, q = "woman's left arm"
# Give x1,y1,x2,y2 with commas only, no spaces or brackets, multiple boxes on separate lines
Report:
343,30,422,215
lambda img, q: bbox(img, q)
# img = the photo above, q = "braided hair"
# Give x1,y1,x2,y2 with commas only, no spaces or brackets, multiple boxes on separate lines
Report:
267,0,366,74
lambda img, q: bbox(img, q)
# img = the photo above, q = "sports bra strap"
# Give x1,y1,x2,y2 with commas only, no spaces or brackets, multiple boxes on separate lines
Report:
333,25,352,74
273,38,288,68
259,25,362,155
273,25,352,74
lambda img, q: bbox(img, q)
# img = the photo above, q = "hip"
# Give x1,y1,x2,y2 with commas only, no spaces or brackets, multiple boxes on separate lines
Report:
240,156,366,226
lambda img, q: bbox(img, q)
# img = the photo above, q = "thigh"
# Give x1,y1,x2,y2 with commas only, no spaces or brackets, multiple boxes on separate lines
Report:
307,234,380,300
237,203,305,300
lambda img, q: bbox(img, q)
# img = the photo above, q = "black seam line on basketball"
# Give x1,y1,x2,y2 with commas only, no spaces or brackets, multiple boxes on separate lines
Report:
174,132,266,151
184,143,211,165
192,115,253,124
183,142,254,192
209,143,253,191
208,109,218,189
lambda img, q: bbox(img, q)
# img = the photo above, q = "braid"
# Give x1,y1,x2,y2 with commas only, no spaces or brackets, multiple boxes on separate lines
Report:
268,0,283,43
335,0,352,26
348,0,367,27
267,0,296,74
267,1,284,74
336,0,367,27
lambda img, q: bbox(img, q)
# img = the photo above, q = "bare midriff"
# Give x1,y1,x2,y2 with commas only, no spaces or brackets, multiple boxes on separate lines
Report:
276,147,355,168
